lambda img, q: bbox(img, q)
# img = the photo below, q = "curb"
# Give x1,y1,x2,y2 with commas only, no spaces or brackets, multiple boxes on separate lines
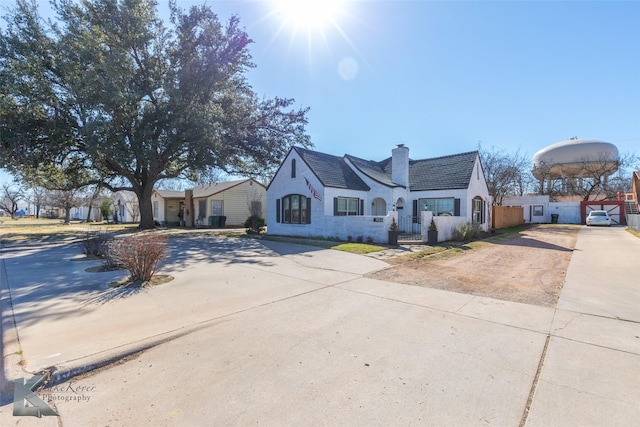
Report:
27,317,223,388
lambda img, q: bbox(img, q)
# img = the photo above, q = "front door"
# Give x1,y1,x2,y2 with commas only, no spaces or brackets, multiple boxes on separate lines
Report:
199,200,207,220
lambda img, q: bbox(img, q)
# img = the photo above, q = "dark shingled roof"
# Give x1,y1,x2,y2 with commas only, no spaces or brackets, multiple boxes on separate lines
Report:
347,151,479,191
293,147,478,191
294,147,370,191
345,155,397,187
409,151,478,191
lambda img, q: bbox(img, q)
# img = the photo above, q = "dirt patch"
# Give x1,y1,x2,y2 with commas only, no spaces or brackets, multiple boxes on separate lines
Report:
367,224,580,307
109,275,174,288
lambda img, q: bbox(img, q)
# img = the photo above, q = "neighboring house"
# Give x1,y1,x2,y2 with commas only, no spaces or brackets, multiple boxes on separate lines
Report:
267,145,492,243
151,178,266,227
502,195,550,224
113,190,140,223
70,205,102,222
502,195,586,224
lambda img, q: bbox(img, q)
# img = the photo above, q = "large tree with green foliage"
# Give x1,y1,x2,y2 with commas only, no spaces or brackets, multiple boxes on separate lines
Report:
0,0,310,228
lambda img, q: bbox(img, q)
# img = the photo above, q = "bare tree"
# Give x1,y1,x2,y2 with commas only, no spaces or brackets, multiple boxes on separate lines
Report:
46,188,85,224
82,185,105,222
245,188,265,233
0,182,24,218
123,198,141,223
26,185,47,219
479,144,533,205
197,168,226,185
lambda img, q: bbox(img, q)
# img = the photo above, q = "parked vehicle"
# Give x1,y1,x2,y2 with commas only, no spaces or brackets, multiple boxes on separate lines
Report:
586,210,611,226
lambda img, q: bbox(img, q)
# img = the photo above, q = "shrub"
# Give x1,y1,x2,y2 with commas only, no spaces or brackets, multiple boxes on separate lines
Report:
347,235,353,243
366,236,374,244
80,230,111,257
452,222,482,242
107,233,168,284
244,215,265,234
356,236,363,243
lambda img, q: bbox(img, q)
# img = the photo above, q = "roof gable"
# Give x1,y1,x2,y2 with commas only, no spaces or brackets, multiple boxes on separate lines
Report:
294,147,370,191
192,179,260,198
410,151,478,191
153,179,264,199
154,189,184,198
345,155,397,187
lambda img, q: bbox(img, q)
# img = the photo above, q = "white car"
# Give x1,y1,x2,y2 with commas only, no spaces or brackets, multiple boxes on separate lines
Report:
586,210,612,226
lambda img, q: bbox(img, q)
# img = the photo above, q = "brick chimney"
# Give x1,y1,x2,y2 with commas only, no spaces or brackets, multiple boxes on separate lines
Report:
392,144,409,187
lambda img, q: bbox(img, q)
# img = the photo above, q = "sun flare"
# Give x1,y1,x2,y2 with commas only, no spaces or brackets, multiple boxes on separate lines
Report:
275,0,344,30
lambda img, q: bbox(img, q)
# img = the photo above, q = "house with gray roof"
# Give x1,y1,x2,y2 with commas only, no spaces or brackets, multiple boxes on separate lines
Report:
266,145,491,243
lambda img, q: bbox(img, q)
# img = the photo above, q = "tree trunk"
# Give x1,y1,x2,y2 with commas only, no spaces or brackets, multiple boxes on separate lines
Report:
137,184,156,229
86,186,100,222
63,208,71,224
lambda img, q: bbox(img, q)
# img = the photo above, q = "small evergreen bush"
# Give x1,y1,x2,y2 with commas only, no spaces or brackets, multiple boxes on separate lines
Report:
244,215,266,234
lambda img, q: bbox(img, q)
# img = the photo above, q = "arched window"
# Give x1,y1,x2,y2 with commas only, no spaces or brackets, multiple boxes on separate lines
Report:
371,198,387,216
279,194,311,224
472,196,484,224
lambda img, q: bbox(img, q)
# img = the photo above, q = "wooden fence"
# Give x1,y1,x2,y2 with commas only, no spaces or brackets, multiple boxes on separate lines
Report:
492,206,524,229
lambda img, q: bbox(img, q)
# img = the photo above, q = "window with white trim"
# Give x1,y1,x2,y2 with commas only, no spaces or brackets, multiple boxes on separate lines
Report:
335,197,360,216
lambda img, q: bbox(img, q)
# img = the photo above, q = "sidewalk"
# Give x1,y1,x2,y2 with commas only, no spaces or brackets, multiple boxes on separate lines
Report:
1,228,638,425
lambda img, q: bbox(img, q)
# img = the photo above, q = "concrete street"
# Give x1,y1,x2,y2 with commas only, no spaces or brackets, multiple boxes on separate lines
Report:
1,226,638,426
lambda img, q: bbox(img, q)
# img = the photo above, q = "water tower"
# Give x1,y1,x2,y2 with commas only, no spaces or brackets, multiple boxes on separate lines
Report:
532,139,619,194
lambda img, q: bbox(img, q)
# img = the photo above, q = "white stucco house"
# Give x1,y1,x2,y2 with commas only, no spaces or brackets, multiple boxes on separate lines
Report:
151,178,266,227
113,190,140,223
267,145,491,243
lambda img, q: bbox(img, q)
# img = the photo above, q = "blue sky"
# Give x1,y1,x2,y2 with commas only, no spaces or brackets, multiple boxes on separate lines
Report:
208,0,640,163
1,0,639,185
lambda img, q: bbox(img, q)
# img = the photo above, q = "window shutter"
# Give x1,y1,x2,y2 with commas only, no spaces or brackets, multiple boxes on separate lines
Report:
306,198,311,223
276,199,281,223
481,200,485,224
412,200,418,223
360,199,364,216
334,198,338,216
454,198,461,216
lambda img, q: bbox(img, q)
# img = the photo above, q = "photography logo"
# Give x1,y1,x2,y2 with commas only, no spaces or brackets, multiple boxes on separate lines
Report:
13,374,59,417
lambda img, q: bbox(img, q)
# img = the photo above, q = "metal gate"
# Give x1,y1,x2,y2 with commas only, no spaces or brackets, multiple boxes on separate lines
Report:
398,215,422,241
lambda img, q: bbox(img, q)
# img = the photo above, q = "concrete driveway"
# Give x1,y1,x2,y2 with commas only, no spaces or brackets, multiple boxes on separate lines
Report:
1,227,638,426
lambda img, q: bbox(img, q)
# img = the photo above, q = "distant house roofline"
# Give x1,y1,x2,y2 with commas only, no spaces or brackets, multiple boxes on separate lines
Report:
153,178,264,199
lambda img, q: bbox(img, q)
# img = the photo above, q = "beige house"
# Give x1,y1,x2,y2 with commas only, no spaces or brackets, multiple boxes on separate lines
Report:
151,179,266,227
